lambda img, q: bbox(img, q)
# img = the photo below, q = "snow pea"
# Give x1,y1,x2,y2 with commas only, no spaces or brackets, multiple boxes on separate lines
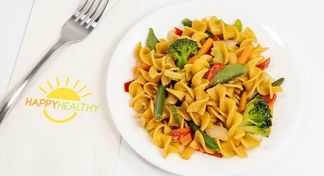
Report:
187,121,221,153
146,28,159,50
210,63,247,87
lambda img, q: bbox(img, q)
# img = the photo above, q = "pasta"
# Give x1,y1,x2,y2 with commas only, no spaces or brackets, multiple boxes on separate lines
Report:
125,15,284,160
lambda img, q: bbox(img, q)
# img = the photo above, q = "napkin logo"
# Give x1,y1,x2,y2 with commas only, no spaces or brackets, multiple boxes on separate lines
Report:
24,77,100,123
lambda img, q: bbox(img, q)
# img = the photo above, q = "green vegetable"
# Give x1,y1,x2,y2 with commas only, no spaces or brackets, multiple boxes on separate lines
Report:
211,63,247,87
187,121,221,153
154,85,166,120
233,19,242,32
181,18,192,27
272,77,285,86
239,95,272,137
211,47,224,63
168,104,181,123
221,19,242,32
146,28,159,50
164,69,186,81
204,30,214,39
166,38,198,69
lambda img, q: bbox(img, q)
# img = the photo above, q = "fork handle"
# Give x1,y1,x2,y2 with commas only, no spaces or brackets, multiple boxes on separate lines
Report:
0,37,71,124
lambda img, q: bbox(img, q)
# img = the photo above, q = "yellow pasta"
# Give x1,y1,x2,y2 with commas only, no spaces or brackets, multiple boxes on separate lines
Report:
125,15,284,160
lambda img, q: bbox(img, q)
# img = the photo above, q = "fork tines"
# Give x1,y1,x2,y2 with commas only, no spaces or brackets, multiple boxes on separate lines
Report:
73,0,109,28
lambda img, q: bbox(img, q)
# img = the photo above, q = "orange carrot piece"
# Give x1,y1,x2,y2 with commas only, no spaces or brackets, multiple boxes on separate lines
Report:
238,91,248,112
187,38,214,64
180,133,192,146
181,146,196,160
237,45,254,64
133,64,150,74
198,143,206,153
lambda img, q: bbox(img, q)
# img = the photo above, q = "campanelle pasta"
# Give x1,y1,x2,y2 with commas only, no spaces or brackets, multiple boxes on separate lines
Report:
126,15,283,159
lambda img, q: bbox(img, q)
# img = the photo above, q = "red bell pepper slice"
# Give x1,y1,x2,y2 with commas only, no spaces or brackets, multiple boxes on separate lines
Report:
124,80,134,92
170,127,191,142
256,57,270,70
174,27,183,36
261,93,277,107
198,144,223,158
212,35,221,41
205,62,225,87
209,151,223,158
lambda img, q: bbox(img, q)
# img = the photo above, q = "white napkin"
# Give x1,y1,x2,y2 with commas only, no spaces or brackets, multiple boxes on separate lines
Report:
0,0,145,175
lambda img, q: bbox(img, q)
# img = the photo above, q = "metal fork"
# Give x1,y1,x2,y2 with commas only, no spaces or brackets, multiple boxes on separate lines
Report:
0,0,109,123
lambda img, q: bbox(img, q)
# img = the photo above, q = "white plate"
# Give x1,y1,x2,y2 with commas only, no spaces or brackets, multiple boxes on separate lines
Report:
106,1,303,175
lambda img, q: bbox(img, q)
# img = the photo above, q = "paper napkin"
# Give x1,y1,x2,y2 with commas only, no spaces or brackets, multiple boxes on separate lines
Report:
0,0,145,175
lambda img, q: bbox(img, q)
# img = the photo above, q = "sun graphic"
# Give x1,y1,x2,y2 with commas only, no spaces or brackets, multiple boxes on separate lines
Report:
38,77,92,123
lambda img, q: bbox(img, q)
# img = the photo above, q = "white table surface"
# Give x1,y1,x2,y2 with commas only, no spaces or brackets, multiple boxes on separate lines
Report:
1,0,323,175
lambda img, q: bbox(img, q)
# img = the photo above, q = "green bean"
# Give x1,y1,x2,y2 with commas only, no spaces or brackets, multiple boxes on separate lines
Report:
181,18,192,27
187,121,221,153
154,85,166,120
272,77,285,86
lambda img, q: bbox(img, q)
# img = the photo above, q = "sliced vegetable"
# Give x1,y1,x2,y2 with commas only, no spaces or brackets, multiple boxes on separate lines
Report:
180,133,193,146
211,63,247,87
198,144,223,158
146,28,159,50
205,125,228,141
170,127,191,142
154,85,166,120
181,18,192,27
238,91,248,112
187,121,221,153
204,30,213,39
174,27,183,36
211,47,224,63
256,57,270,70
168,104,181,123
209,151,223,158
213,35,221,41
204,62,225,87
133,64,150,74
124,80,133,92
187,37,214,64
198,143,206,153
237,45,254,64
181,146,195,160
164,69,186,81
223,40,237,48
271,77,285,86
262,93,277,107
233,19,243,32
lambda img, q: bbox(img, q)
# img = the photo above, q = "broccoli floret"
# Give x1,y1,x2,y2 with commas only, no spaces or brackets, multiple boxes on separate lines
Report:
239,95,272,137
166,38,198,69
